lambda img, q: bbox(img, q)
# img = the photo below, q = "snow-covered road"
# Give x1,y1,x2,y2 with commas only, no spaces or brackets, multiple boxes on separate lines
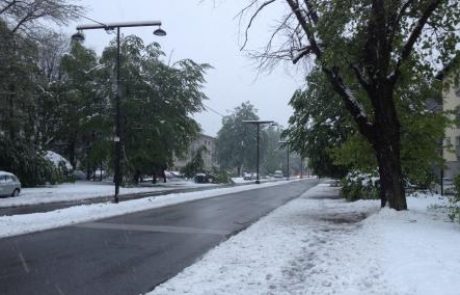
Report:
150,183,460,295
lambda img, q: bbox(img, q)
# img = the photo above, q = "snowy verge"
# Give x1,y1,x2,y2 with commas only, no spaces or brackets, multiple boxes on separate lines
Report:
1,181,220,208
149,184,460,295
0,179,301,239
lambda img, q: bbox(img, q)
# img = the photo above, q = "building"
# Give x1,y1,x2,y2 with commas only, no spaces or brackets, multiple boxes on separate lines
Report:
173,133,217,172
442,80,460,179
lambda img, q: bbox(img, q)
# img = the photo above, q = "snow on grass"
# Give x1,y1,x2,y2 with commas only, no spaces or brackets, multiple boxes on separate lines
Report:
0,179,298,239
149,184,460,295
0,181,217,208
44,150,73,170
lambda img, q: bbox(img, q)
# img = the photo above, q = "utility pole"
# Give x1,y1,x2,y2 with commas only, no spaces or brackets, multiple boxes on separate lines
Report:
72,20,166,203
243,120,274,184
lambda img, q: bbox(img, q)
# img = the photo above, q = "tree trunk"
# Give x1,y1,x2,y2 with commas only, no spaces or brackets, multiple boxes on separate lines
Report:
86,167,91,180
372,92,407,210
162,169,166,183
67,139,76,169
133,170,140,185
375,143,407,210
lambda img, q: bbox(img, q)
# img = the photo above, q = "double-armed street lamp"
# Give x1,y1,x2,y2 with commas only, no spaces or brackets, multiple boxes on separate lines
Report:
243,120,274,184
72,20,166,203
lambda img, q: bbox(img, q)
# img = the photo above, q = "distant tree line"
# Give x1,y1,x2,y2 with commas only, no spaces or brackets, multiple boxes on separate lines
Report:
215,102,301,177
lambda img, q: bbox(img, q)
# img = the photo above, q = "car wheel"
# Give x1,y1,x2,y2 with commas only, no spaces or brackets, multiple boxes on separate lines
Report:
12,189,20,197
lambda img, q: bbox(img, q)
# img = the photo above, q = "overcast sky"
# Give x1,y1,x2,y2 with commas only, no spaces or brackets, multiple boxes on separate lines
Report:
65,0,304,137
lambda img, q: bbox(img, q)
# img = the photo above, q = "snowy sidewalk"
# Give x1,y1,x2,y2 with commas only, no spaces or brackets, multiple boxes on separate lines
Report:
150,183,460,295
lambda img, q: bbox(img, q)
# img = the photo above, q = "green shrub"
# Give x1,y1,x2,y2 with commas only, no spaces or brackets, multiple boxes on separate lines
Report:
449,174,460,222
341,171,380,201
454,174,460,201
211,167,231,184
0,137,62,186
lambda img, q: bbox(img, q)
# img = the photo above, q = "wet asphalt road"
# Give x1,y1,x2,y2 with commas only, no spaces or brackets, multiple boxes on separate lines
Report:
0,179,318,295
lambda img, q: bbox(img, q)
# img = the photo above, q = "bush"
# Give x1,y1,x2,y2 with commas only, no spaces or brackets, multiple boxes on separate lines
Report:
454,174,460,201
341,171,380,201
448,174,460,223
211,167,231,184
0,137,63,186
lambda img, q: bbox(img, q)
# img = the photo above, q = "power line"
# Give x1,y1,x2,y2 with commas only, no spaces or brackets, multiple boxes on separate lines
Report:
202,102,226,118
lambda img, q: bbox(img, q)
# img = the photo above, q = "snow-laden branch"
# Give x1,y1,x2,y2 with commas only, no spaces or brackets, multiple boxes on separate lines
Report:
292,46,313,63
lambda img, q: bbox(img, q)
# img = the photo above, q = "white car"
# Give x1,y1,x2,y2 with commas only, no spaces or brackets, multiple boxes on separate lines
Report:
433,178,456,195
0,171,21,197
273,170,284,178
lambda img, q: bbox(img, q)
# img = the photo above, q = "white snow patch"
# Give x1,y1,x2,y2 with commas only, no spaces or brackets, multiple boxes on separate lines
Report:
44,150,73,170
149,185,460,295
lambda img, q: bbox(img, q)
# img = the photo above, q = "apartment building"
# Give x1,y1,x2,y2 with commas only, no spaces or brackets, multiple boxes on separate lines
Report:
173,133,217,172
442,81,460,179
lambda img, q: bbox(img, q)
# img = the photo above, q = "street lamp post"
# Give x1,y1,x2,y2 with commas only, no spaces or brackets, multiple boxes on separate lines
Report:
72,20,166,203
243,120,274,184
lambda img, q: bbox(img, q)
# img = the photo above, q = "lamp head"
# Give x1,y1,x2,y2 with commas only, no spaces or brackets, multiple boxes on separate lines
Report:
71,30,85,43
153,27,167,37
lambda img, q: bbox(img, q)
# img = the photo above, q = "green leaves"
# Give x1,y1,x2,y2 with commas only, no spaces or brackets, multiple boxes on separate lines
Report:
286,66,450,187
284,69,352,178
215,102,259,174
99,35,209,179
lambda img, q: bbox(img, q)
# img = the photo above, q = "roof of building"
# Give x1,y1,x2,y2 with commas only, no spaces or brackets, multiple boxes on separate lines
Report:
198,133,216,140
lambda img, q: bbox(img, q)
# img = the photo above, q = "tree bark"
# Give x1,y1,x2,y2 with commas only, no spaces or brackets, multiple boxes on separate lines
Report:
374,140,407,210
371,88,407,210
133,170,140,185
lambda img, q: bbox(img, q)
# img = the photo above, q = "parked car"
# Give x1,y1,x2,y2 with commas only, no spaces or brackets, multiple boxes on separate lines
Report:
243,172,252,180
273,170,284,178
433,178,456,195
0,171,21,197
194,173,214,183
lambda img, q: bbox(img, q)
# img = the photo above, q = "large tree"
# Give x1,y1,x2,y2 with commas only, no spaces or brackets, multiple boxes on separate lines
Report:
0,1,83,185
215,102,262,176
262,125,285,175
241,0,459,210
286,68,448,186
99,36,209,183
